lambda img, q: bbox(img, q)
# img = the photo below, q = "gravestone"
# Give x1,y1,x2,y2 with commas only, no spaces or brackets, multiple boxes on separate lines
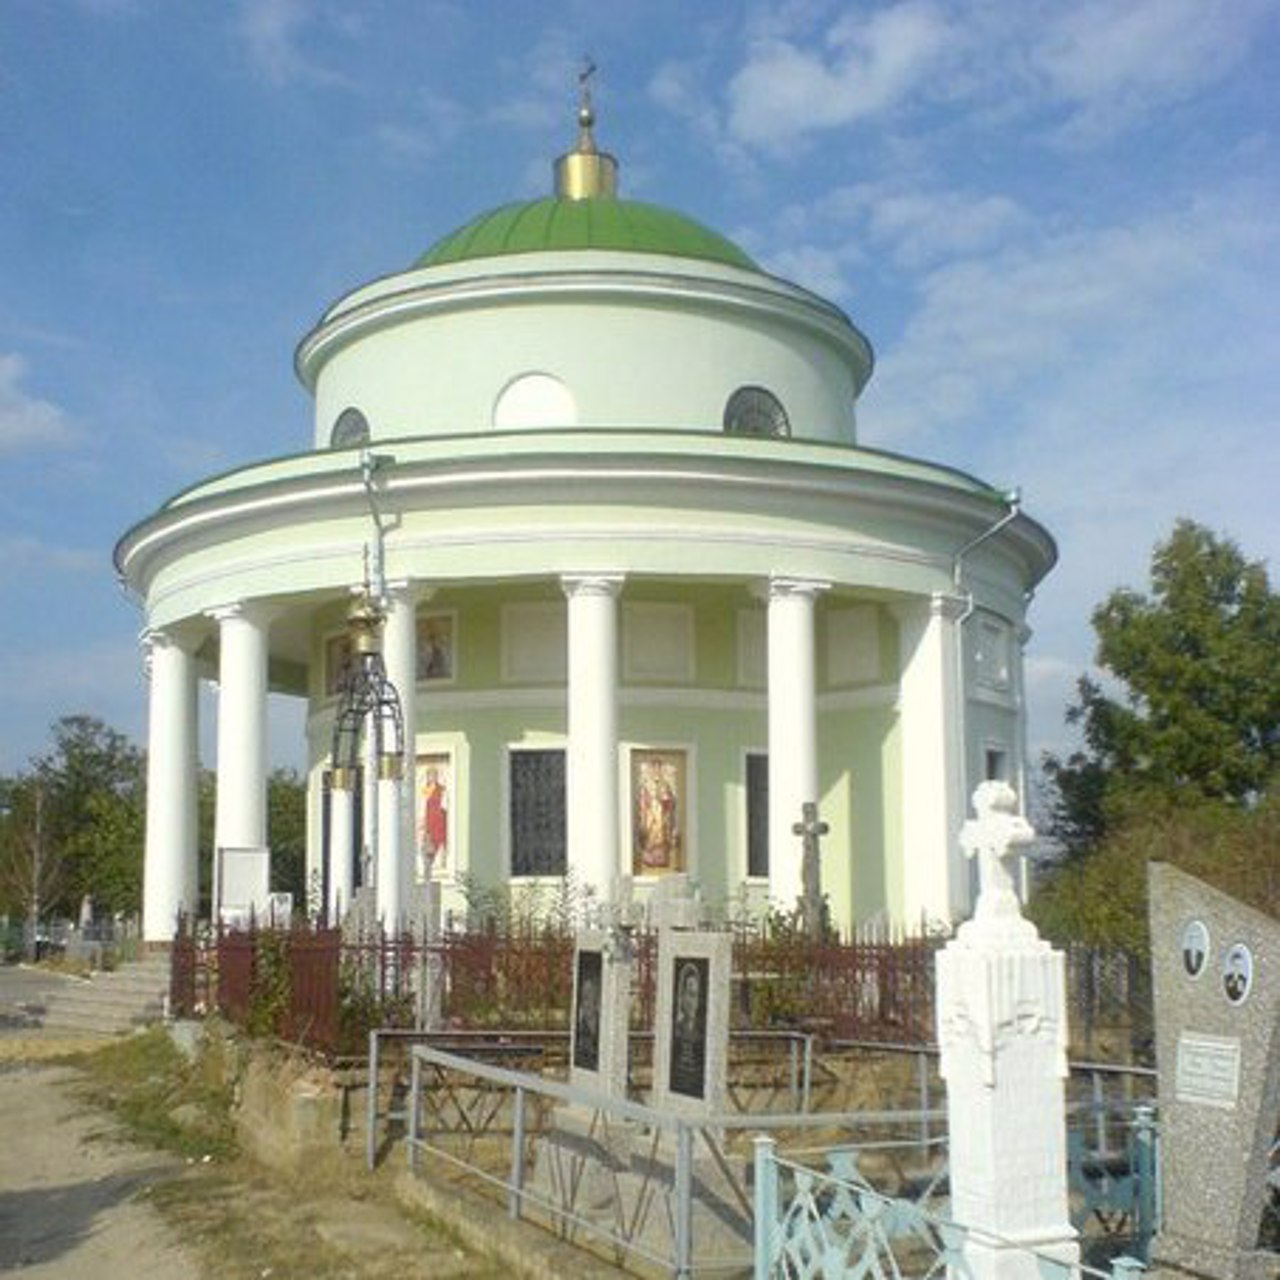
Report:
651,919,732,1124
214,845,271,928
644,872,702,931
936,781,1079,1280
1147,863,1280,1280
569,927,631,1099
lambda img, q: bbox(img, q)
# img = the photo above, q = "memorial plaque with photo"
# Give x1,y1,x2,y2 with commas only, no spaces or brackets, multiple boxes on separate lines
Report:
573,948,603,1073
669,956,709,1099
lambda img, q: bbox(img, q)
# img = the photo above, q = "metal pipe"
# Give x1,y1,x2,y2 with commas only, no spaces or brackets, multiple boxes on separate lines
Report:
674,1123,693,1278
509,1086,526,1220
366,1028,380,1170
753,1135,777,1280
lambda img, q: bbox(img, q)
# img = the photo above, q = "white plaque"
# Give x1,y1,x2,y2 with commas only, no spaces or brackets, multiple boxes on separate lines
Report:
1175,1032,1241,1108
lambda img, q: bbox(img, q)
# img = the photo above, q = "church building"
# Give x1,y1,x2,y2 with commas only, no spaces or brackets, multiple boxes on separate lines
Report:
116,102,1055,942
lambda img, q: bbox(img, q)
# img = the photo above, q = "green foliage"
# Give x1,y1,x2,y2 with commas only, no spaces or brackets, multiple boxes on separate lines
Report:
1046,521,1280,857
0,715,146,920
1030,789,1280,952
75,1025,238,1161
1038,521,1280,942
267,769,306,904
245,930,292,1038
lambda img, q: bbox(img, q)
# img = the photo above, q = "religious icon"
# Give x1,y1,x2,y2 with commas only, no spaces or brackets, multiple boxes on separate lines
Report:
632,749,686,875
416,612,455,682
1180,919,1209,979
324,633,353,697
1222,942,1253,1006
573,949,603,1073
669,956,708,1099
416,753,451,879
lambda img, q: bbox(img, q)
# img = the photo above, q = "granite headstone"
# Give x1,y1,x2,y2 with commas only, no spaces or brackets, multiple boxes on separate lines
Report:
1148,862,1280,1280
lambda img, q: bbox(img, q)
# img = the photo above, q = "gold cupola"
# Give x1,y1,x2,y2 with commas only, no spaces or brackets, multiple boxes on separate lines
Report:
553,72,618,200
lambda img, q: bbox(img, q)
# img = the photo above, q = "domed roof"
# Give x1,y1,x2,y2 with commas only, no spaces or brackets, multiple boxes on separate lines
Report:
415,196,759,272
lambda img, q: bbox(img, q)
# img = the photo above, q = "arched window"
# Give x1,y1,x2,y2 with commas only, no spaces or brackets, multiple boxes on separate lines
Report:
330,407,370,448
723,386,790,438
492,373,577,429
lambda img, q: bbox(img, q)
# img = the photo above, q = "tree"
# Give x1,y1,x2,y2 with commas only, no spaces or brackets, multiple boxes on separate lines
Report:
0,716,146,924
1035,521,1280,945
268,769,307,903
0,777,60,957
36,715,146,918
1045,520,1280,857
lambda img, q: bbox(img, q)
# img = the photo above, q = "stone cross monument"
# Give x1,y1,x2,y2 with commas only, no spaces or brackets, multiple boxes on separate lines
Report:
936,780,1079,1280
792,801,829,938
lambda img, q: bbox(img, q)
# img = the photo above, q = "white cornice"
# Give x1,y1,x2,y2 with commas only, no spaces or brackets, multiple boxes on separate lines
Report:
296,265,872,392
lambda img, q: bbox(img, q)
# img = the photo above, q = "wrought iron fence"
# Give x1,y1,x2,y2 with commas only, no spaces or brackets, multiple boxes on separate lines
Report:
166,917,1152,1063
753,1138,1152,1280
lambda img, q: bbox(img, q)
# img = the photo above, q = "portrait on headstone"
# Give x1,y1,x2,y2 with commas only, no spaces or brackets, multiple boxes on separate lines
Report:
1222,941,1253,1005
416,611,455,683
573,948,603,1072
631,748,687,876
669,956,708,1099
415,752,452,879
1180,918,1209,978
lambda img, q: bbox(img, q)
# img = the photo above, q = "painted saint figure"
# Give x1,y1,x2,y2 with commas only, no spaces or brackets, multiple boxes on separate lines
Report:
636,758,680,870
419,765,448,874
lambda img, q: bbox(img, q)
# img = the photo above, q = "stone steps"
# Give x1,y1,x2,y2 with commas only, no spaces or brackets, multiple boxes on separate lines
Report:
39,957,171,1037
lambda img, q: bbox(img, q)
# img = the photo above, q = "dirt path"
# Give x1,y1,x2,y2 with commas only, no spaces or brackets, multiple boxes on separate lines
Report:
0,1061,202,1277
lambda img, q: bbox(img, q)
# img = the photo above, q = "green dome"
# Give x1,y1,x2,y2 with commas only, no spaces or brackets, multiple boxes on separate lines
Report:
416,197,759,272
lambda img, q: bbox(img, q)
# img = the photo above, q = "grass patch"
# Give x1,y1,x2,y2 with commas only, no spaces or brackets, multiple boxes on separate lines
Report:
75,1026,238,1161
66,1026,509,1279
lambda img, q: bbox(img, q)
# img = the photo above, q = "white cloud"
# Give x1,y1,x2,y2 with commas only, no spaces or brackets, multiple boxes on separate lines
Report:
771,180,1030,280
1032,0,1274,141
374,92,467,165
850,183,1280,758
726,1,952,149
0,354,79,457
863,202,1258,452
235,0,349,88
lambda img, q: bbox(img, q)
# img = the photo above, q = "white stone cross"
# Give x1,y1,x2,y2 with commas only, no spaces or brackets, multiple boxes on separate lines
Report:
960,780,1034,928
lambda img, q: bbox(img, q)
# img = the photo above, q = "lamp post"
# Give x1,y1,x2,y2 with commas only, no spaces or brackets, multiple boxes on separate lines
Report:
327,590,406,929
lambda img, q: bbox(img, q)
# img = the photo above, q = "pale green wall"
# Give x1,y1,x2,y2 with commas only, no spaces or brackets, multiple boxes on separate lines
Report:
304,581,907,931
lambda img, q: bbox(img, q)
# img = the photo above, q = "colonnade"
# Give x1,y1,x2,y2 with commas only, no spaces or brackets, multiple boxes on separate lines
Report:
140,581,968,942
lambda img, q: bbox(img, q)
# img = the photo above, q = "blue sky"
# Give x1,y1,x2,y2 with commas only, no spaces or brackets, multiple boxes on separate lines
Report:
2,0,1278,778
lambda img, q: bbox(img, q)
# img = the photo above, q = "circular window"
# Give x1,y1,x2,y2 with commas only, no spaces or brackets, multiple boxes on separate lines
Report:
330,407,370,448
723,386,790,438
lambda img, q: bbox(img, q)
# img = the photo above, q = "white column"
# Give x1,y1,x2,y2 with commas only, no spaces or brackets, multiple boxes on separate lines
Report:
766,578,826,911
142,630,199,942
563,574,623,906
382,583,419,912
376,771,402,928
211,604,271,854
328,781,354,919
894,593,967,926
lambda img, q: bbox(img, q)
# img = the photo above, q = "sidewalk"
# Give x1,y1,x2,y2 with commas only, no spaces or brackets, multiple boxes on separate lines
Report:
0,1063,200,1277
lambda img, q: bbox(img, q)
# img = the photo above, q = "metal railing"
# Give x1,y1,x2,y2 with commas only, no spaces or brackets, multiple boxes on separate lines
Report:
405,1044,947,1277
369,1026,817,1171
753,1138,1149,1280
